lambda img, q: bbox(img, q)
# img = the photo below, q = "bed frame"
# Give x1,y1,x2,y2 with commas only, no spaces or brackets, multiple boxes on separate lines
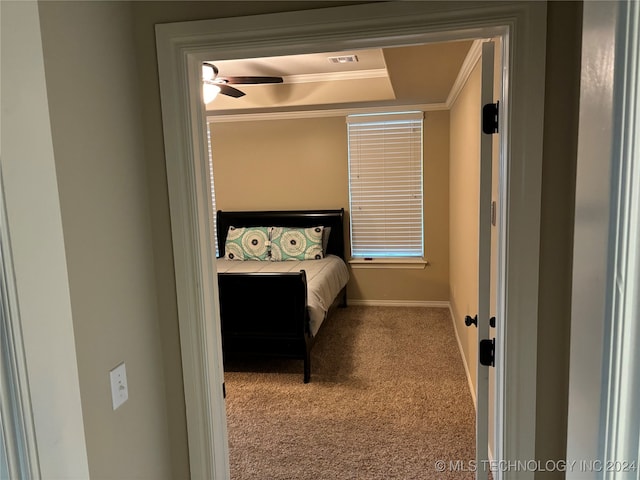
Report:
216,209,347,383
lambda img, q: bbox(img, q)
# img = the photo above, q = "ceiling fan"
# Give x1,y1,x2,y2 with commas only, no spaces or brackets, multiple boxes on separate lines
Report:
202,62,284,102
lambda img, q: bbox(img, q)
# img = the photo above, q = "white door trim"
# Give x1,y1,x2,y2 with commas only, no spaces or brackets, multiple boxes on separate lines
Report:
567,1,640,476
475,40,495,480
0,168,41,480
155,2,547,478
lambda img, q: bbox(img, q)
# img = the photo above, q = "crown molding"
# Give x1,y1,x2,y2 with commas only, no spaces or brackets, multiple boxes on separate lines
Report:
445,39,484,108
284,68,388,84
207,39,483,123
207,102,447,123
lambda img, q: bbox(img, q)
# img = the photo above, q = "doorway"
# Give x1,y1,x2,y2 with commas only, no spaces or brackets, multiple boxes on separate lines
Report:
206,37,498,478
155,2,547,478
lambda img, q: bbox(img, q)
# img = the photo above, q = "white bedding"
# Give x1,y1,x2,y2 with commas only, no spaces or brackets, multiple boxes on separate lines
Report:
216,254,349,336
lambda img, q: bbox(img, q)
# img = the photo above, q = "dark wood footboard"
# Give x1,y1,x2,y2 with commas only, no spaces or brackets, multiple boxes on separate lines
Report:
216,209,346,383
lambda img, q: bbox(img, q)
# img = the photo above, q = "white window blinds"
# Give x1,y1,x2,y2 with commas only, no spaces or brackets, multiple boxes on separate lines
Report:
347,112,424,258
206,122,219,256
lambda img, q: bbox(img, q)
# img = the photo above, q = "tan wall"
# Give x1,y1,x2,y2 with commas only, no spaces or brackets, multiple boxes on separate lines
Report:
449,61,481,391
211,111,450,303
3,2,89,476
212,117,349,211
39,2,172,479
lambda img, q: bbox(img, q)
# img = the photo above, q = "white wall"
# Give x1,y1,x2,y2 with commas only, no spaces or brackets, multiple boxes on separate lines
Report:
0,1,90,478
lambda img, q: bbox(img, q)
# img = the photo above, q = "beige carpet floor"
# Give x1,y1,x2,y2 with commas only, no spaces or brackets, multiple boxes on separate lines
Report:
224,306,476,480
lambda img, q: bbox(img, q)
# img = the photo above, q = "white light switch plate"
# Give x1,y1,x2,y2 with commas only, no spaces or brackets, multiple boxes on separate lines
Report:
109,362,128,410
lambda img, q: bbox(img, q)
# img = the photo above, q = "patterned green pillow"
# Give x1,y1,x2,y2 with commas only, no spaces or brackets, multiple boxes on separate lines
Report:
224,226,270,261
269,226,324,261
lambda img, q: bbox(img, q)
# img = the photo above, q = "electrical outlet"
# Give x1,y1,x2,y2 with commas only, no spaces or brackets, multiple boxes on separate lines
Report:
109,362,128,410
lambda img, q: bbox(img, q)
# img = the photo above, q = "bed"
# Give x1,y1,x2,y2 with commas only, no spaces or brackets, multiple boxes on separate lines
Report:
216,209,349,383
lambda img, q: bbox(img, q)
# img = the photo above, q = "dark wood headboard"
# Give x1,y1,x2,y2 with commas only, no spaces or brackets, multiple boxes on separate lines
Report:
216,209,345,260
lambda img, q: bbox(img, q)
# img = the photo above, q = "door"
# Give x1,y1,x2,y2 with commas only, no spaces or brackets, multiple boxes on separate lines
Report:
476,40,497,480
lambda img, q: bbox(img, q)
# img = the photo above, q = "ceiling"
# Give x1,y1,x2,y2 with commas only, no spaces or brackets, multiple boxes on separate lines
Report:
204,39,474,116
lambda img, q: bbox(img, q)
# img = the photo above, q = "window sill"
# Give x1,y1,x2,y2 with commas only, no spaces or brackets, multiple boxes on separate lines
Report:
348,258,429,269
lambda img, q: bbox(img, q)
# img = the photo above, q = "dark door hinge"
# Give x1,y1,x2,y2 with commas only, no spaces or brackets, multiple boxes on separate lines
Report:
222,382,226,399
479,338,495,367
482,101,499,134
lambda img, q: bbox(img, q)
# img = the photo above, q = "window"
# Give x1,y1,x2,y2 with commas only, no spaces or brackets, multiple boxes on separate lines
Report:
206,122,219,257
347,112,424,261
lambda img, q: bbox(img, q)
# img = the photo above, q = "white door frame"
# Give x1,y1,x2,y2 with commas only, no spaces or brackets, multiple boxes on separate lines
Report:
0,168,41,480
476,40,496,480
567,0,640,476
155,2,547,479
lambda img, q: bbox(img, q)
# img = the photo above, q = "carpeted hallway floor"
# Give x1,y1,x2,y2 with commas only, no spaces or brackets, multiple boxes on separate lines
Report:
223,306,476,479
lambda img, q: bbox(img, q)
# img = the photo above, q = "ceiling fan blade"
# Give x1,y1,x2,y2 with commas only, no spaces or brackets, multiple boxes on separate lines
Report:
219,84,246,98
220,76,284,85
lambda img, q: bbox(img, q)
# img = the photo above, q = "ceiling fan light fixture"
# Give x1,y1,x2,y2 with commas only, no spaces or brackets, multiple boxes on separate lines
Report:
203,83,221,103
202,63,217,81
200,62,282,100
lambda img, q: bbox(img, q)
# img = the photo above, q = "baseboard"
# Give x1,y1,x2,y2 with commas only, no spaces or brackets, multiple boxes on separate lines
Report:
448,304,477,409
347,299,450,308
